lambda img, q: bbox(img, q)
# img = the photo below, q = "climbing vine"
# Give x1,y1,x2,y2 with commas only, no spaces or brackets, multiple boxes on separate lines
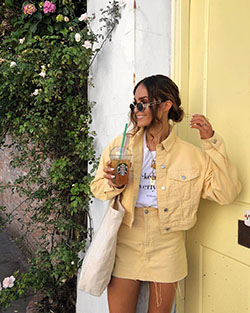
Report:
0,0,122,311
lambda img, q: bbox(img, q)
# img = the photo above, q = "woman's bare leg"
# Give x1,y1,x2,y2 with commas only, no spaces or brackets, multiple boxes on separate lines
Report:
107,276,142,313
148,282,177,313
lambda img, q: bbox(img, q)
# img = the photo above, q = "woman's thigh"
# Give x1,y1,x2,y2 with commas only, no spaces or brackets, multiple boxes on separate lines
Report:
148,282,177,313
107,276,142,313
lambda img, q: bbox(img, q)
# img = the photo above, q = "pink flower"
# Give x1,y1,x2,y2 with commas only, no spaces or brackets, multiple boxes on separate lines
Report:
2,276,15,288
43,1,56,14
79,13,88,22
19,37,25,44
82,40,91,49
23,4,37,15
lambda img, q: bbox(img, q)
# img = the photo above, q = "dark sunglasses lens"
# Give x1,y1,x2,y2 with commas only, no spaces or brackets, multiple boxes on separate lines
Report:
137,102,144,112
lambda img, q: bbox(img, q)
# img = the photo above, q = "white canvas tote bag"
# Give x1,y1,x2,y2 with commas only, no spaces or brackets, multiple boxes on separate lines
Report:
78,196,125,296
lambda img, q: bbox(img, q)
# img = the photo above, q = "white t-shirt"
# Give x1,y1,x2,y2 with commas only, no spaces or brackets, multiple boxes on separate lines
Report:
136,132,158,208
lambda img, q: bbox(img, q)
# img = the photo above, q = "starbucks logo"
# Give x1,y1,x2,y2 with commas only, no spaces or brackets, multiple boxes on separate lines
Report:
116,163,128,176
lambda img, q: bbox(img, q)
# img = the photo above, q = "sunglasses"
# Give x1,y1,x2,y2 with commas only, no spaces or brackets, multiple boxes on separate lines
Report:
130,99,166,112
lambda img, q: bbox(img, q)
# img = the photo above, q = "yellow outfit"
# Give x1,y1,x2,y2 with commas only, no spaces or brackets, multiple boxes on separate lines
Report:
112,207,187,282
90,127,241,282
91,127,242,233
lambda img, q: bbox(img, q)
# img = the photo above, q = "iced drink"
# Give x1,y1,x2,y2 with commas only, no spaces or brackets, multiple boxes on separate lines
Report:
110,146,131,185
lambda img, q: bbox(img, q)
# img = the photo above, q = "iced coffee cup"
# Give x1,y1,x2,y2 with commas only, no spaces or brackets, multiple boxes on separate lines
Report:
110,146,131,186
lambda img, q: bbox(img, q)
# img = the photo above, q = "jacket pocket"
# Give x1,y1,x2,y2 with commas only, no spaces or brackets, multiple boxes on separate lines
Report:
168,169,200,201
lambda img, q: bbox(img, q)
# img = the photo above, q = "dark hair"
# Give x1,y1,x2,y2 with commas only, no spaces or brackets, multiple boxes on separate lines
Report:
129,74,184,134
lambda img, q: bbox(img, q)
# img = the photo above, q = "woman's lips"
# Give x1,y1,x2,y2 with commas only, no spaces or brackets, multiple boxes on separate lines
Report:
136,115,145,119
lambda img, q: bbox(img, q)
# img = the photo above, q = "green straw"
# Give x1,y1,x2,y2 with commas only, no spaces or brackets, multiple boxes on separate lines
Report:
119,123,128,159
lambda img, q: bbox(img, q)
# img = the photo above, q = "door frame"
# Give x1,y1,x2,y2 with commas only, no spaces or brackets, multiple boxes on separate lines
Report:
171,1,190,312
171,0,190,114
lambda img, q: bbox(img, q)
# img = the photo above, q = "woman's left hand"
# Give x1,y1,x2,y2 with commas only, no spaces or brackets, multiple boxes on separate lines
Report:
190,114,214,139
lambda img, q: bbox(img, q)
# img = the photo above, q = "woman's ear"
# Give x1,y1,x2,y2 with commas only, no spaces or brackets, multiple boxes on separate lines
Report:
163,100,173,112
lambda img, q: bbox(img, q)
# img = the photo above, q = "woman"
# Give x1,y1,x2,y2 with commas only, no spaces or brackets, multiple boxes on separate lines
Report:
90,75,241,313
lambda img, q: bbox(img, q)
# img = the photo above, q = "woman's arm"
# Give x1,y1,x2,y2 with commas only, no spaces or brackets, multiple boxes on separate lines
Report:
90,138,126,201
190,114,242,204
201,132,242,204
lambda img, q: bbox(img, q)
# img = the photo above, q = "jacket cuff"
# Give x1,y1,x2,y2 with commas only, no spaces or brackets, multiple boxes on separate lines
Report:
201,132,223,150
103,181,126,193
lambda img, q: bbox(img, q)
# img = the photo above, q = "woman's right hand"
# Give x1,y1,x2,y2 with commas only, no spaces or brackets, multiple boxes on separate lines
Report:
103,160,125,189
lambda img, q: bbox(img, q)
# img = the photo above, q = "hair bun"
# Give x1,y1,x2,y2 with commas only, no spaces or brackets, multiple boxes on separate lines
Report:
169,105,184,123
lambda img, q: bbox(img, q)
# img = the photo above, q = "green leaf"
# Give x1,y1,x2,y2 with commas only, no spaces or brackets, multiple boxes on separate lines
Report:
0,0,121,310
30,22,38,34
5,0,14,7
60,28,68,36
34,11,43,20
47,25,54,34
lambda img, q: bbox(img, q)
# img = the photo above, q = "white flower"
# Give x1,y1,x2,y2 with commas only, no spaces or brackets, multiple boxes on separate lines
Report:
71,261,75,265
64,16,69,22
19,37,25,44
3,276,15,288
39,71,46,78
75,33,81,42
39,66,46,77
79,13,88,22
82,40,91,49
10,61,17,68
32,89,40,96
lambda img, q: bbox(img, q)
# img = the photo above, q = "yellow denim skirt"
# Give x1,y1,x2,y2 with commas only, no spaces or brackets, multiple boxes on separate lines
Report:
112,207,188,283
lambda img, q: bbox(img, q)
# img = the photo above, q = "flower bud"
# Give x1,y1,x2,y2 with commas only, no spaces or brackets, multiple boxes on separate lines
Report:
56,14,64,22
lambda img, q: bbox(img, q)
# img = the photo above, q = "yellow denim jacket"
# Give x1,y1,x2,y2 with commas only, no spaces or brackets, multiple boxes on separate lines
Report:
90,127,242,234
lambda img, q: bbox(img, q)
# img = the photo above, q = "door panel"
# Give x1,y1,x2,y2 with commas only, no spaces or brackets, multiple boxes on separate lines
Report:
182,0,250,312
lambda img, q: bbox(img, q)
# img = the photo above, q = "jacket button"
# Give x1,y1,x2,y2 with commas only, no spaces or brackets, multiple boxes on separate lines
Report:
165,227,171,231
164,208,168,212
161,164,165,169
144,209,149,214
213,139,217,144
161,186,166,191
181,175,186,180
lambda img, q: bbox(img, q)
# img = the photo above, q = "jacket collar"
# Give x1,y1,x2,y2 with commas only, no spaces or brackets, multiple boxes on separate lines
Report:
134,125,176,152
161,125,176,152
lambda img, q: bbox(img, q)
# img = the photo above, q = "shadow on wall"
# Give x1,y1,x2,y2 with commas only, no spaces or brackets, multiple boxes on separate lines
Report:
136,282,176,313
